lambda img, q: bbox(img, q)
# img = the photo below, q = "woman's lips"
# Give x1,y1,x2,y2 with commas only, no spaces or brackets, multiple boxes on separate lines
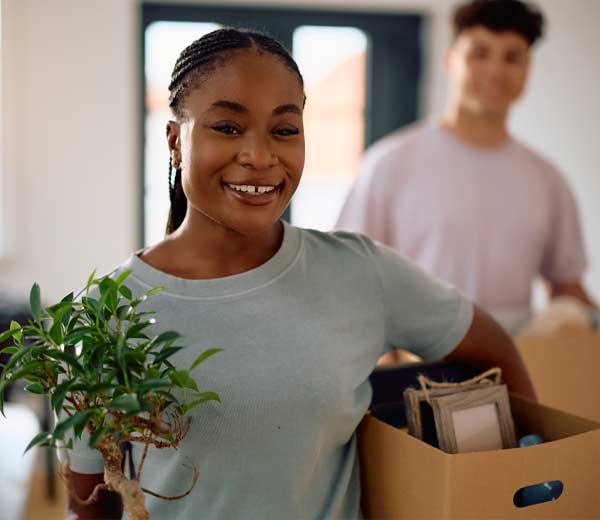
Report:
223,182,282,205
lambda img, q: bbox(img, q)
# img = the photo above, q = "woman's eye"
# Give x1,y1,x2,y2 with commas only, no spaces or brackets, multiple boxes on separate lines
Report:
213,124,241,135
275,127,300,137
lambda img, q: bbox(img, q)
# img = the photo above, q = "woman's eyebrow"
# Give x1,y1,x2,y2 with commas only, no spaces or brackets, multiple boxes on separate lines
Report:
209,100,248,113
207,101,301,116
272,104,302,116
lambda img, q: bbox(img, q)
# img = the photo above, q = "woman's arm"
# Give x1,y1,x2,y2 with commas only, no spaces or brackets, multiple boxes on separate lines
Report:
64,470,123,520
444,305,537,400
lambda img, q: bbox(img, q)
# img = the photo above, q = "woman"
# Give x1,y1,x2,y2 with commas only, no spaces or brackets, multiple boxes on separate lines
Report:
66,28,535,519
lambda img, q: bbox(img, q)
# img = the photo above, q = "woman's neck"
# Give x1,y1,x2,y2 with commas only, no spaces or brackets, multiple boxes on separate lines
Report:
142,214,284,280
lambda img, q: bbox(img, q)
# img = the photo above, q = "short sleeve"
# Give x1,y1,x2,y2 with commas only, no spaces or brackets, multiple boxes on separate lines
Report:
366,239,474,361
540,172,587,283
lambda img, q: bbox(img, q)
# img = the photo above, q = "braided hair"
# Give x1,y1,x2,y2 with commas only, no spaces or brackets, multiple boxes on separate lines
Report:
165,28,305,235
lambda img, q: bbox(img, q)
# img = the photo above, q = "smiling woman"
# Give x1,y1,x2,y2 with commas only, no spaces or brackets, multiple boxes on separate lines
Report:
64,27,535,520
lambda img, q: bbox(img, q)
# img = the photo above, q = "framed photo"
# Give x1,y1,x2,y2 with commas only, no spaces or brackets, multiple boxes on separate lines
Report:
430,384,517,453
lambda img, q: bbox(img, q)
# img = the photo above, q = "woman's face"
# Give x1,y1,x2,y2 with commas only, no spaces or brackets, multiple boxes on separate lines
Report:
168,50,305,237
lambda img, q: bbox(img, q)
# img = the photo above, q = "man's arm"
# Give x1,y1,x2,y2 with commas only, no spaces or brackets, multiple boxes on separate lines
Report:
444,305,537,400
549,280,597,309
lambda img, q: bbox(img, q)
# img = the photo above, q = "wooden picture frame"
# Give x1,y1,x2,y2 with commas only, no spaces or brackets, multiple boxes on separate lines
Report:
430,384,517,454
403,386,460,445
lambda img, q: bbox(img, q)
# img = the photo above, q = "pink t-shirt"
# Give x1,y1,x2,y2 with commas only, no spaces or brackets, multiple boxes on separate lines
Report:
336,121,587,328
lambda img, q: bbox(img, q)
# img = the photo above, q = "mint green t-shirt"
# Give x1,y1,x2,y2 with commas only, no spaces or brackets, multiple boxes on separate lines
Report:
63,223,473,519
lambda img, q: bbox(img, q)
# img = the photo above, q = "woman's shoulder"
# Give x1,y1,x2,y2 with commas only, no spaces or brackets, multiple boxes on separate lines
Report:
295,226,381,260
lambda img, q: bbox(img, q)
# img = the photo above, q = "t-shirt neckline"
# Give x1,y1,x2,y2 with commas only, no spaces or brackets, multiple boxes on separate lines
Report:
124,220,302,300
433,120,515,155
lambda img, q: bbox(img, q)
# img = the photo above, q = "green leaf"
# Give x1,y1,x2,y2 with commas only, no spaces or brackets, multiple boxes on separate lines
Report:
116,305,133,320
5,361,44,384
155,331,181,344
74,410,95,439
64,327,97,345
168,370,198,392
24,431,53,454
89,344,107,374
84,269,97,295
51,379,77,415
107,393,140,413
137,378,171,395
0,327,18,345
115,336,126,374
88,382,116,395
47,300,74,317
98,278,118,313
156,390,180,405
147,366,160,379
190,348,223,372
10,320,22,343
49,321,63,345
47,351,85,376
118,285,133,300
24,383,45,394
30,283,43,322
0,346,18,355
152,346,183,365
185,391,221,412
144,287,165,298
115,270,132,287
54,410,95,439
82,297,99,314
126,321,151,339
0,344,34,380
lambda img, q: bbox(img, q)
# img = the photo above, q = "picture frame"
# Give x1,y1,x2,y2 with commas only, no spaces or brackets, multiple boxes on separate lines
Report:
403,385,460,446
430,384,517,454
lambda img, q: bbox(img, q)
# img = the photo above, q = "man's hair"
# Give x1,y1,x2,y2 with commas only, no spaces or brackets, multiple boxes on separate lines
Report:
452,0,545,46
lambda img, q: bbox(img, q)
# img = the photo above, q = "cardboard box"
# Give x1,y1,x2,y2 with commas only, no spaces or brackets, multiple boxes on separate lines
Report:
358,395,600,519
517,331,600,422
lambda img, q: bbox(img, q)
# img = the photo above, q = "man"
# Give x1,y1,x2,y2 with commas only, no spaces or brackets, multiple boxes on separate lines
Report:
336,0,595,334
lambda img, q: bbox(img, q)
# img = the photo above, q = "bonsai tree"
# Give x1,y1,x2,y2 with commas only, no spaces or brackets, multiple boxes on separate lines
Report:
0,270,221,520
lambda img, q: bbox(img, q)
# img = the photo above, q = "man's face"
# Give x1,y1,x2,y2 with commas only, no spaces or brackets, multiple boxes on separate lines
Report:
446,26,531,117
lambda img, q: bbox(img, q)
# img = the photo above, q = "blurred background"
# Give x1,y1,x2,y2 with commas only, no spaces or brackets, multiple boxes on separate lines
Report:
1,0,599,518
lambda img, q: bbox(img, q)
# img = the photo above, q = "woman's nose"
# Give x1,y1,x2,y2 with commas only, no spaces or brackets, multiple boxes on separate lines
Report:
238,134,279,170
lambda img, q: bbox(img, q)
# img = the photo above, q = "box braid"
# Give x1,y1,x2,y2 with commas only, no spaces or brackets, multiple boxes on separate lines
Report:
165,28,305,235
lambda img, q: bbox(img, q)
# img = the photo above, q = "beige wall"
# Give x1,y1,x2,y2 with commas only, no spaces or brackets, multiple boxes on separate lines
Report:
1,0,599,302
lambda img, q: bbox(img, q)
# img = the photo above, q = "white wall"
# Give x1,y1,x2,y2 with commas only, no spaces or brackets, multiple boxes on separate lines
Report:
1,0,599,302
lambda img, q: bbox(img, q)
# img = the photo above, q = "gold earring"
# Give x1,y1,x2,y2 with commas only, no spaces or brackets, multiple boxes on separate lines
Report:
171,153,182,170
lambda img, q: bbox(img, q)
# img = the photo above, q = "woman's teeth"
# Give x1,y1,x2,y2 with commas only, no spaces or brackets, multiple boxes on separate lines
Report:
227,184,276,195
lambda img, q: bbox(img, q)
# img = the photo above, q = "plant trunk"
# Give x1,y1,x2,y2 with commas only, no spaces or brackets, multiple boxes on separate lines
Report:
97,438,149,520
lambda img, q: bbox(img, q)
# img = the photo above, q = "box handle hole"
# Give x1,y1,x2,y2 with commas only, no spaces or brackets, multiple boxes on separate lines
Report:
513,481,563,508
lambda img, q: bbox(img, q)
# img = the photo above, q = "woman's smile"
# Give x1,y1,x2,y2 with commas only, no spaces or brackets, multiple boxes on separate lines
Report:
223,180,284,206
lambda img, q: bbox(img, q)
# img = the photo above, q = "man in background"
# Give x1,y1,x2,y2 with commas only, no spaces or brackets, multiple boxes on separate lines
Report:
336,0,595,335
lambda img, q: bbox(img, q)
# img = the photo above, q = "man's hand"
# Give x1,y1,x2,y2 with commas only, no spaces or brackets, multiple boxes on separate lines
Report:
550,280,597,309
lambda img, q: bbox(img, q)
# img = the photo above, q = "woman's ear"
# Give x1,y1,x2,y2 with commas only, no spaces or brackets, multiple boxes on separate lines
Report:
166,121,181,157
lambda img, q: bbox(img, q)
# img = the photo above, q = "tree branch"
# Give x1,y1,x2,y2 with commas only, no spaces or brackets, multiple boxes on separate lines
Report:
141,463,198,501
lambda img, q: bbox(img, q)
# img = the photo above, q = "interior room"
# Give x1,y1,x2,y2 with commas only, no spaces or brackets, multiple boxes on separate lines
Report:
1,0,599,518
